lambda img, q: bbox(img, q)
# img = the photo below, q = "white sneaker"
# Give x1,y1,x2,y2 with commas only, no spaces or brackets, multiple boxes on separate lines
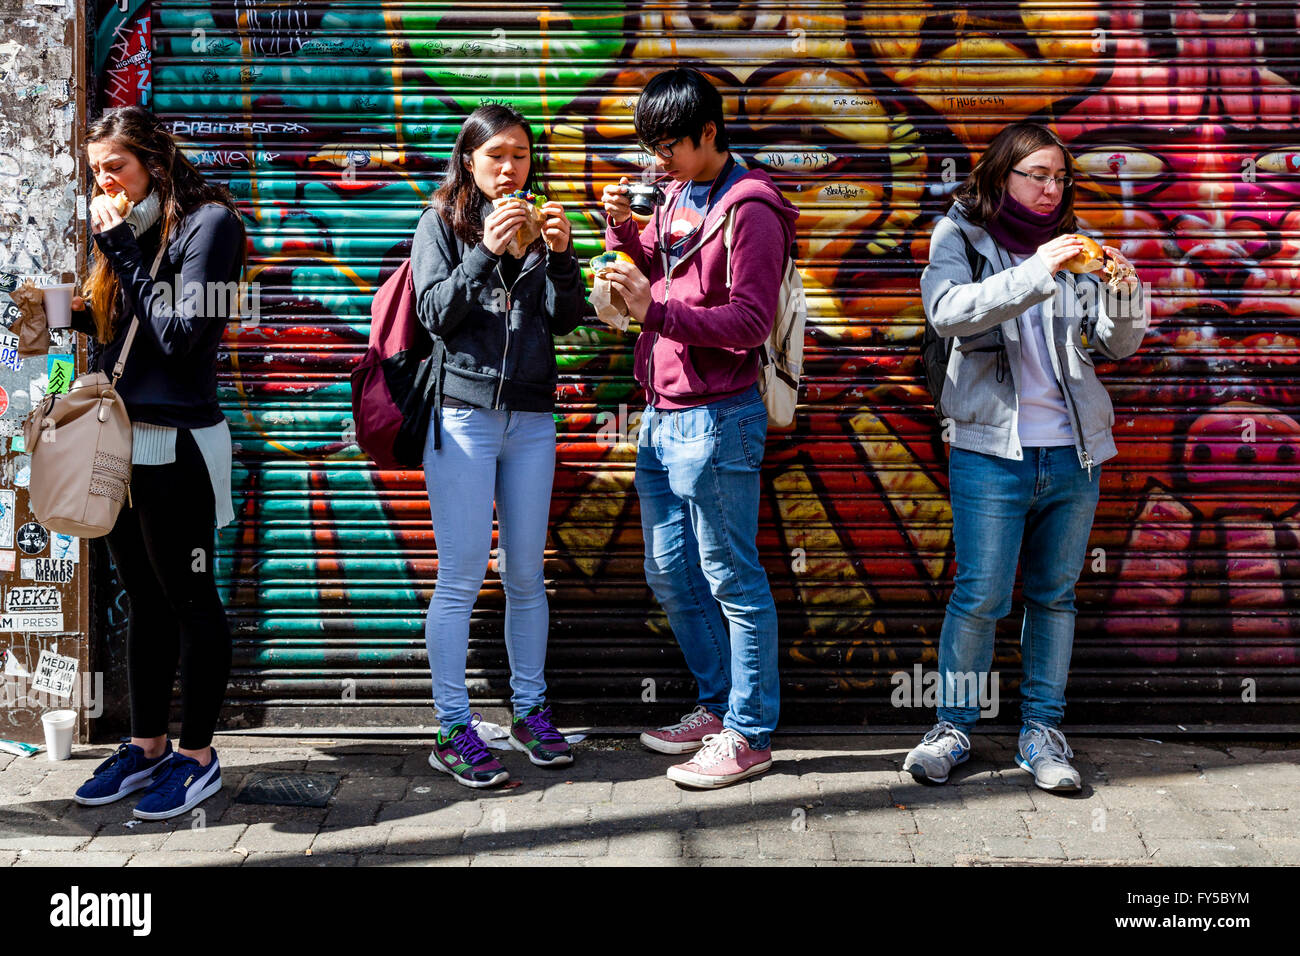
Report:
1016,721,1082,792
902,721,971,784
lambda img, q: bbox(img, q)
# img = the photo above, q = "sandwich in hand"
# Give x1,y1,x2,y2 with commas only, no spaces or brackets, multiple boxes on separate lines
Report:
1061,234,1136,289
588,250,635,330
492,189,547,257
107,191,133,218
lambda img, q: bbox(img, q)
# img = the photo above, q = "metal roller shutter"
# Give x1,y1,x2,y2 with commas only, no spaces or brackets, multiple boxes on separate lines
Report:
89,1,1298,732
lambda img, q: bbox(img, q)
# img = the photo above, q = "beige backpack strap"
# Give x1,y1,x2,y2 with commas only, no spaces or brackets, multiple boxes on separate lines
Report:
110,240,168,388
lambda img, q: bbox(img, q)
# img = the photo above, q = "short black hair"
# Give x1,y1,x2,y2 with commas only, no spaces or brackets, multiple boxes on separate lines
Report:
634,68,729,153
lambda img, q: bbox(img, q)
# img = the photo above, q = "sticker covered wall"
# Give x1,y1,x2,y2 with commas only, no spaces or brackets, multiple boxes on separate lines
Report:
86,1,1300,731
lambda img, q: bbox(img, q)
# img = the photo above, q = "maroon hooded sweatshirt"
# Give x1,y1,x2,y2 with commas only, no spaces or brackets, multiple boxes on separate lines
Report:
605,163,801,409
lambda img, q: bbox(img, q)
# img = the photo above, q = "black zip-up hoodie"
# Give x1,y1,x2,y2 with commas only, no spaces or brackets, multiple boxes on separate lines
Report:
410,202,587,420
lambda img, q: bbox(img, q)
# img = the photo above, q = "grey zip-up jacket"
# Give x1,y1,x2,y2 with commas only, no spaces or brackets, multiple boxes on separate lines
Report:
411,203,586,413
920,204,1147,473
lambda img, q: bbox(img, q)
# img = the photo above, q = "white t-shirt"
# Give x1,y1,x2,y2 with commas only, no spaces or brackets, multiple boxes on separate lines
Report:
1010,252,1073,447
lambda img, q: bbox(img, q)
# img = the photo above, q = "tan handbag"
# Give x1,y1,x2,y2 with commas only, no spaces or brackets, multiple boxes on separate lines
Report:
23,245,165,537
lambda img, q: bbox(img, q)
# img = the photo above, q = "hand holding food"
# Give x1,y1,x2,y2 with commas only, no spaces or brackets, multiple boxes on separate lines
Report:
491,189,547,257
89,191,130,234
588,250,637,330
1057,234,1138,290
539,201,571,252
600,252,652,323
1035,233,1089,275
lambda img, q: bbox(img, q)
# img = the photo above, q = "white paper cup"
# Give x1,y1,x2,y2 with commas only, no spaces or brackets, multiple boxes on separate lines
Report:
41,709,76,761
42,283,76,329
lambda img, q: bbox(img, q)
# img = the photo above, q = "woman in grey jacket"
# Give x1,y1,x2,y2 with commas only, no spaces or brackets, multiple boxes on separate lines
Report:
411,104,586,788
908,122,1145,793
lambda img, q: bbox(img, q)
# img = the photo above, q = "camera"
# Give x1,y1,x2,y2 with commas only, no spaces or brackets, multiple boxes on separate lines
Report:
626,182,666,217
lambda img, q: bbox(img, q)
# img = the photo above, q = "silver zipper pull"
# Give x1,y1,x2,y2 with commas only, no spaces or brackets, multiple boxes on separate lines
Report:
1083,451,1093,480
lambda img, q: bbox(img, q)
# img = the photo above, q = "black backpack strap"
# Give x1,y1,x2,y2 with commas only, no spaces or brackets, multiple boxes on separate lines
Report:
958,228,986,282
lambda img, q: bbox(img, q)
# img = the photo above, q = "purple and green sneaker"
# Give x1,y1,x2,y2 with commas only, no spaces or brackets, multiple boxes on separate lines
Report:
428,715,509,789
509,705,573,767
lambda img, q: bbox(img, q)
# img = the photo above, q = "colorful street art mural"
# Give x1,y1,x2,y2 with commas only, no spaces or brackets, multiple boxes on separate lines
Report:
91,2,1300,728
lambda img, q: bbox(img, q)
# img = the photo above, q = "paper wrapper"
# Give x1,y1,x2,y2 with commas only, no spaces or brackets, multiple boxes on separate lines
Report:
589,275,630,332
9,282,50,358
507,210,542,258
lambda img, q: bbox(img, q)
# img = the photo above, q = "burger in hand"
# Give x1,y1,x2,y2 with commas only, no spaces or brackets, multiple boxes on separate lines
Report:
491,189,547,257
1061,234,1137,289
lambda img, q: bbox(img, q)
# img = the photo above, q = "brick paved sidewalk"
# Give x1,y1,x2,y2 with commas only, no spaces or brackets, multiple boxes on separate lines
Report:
2,735,1296,866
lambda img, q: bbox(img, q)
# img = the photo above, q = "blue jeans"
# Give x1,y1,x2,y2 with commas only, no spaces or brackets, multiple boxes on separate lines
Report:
423,405,556,730
936,446,1101,733
635,386,780,750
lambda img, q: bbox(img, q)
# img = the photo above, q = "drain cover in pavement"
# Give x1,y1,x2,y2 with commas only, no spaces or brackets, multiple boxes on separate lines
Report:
234,772,339,808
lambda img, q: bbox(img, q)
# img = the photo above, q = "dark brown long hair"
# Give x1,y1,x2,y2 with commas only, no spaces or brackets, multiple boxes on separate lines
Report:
951,122,1078,234
431,103,542,248
83,106,246,343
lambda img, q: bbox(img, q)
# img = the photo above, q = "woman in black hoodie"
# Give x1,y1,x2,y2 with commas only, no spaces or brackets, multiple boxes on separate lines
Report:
68,105,244,820
411,104,586,788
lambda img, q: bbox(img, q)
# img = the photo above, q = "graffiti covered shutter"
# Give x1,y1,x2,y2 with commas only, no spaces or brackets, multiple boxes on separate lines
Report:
138,3,1299,731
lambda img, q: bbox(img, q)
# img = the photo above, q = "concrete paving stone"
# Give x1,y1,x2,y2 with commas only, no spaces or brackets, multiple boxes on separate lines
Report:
13,850,130,867
384,826,464,856
84,826,171,853
468,854,582,866
1128,809,1252,840
1257,838,1300,865
235,820,320,854
304,752,406,776
331,775,408,803
585,856,693,867
1161,783,1260,811
310,825,392,855
209,749,312,772
610,777,684,805
1228,780,1294,811
682,827,758,859
913,807,1030,839
1020,809,1149,860
587,803,696,832
0,831,94,852
244,852,358,867
359,854,470,867
747,772,819,805
678,779,756,808
829,831,914,862
321,801,381,829
888,782,967,810
463,833,609,857
1093,787,1186,813
757,830,835,860
1199,762,1300,787
376,799,484,829
0,753,14,772
1226,745,1300,765
0,851,16,866
815,773,901,808
951,782,1036,811
808,806,916,835
981,835,1067,860
605,829,684,858
160,823,247,853
126,851,244,867
1236,809,1300,840
0,770,48,798
1143,838,1271,866
217,803,328,827
907,832,985,866
696,856,808,867
539,780,614,804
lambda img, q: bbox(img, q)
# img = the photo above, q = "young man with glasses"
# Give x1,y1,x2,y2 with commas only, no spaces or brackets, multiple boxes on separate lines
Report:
599,68,800,788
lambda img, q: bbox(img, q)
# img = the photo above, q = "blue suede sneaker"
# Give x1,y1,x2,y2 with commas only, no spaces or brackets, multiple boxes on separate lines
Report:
133,749,222,820
74,742,174,806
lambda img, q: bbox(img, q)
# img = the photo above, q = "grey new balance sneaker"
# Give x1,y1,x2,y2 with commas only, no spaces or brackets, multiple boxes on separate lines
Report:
1016,721,1082,793
902,721,971,784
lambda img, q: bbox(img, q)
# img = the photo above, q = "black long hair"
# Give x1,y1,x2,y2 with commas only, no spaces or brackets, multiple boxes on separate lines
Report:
431,103,542,247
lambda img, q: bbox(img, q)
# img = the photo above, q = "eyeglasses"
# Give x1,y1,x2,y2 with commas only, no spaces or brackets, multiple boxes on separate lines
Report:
1010,168,1073,189
639,137,684,161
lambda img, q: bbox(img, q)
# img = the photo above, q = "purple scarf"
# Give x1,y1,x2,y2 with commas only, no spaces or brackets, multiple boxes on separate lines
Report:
983,193,1064,255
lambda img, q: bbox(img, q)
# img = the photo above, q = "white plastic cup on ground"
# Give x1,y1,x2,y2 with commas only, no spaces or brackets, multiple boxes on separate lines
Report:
42,284,76,329
41,709,76,761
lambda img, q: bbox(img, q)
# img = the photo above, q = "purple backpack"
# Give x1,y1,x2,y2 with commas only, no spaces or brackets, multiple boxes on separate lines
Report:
350,259,436,469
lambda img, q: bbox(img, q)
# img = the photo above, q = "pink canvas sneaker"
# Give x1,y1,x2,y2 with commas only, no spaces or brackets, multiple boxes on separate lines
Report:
666,729,772,788
640,705,725,754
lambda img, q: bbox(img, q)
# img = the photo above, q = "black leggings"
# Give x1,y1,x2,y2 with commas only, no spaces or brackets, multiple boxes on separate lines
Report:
105,428,232,750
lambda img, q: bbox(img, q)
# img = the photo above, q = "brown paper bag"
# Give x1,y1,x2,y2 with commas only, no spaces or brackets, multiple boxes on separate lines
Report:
9,282,50,358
